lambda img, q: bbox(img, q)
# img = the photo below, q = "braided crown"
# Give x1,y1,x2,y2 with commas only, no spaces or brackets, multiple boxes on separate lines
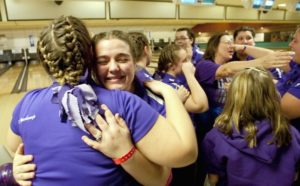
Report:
37,16,91,85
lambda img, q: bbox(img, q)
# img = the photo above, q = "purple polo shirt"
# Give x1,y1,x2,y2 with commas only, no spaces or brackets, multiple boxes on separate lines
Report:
133,78,166,116
202,120,300,186
192,44,203,66
195,59,231,108
11,84,159,186
159,72,189,90
135,65,153,83
276,61,300,130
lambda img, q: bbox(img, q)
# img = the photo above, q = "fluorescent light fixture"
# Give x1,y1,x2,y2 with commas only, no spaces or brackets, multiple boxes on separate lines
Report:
277,3,286,8
197,0,215,5
180,0,196,3
263,0,274,9
180,0,215,5
252,0,263,9
296,1,300,11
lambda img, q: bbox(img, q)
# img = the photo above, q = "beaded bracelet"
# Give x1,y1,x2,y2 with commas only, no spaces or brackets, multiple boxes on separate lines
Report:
113,146,136,165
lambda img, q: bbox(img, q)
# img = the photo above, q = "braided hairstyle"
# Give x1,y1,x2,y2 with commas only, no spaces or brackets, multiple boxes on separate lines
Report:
128,32,150,62
37,16,92,86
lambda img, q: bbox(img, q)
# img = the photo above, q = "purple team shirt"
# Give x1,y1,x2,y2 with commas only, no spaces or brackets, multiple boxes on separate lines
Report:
135,65,154,83
159,72,188,90
192,44,203,66
276,61,300,130
11,84,159,186
133,77,166,116
195,59,231,108
202,120,300,186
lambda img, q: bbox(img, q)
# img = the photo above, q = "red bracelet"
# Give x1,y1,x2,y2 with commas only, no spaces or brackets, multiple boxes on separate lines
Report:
113,146,136,165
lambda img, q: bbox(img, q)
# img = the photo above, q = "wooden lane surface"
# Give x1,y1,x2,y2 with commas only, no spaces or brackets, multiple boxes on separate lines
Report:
0,63,52,151
27,63,52,91
0,93,26,150
0,65,23,95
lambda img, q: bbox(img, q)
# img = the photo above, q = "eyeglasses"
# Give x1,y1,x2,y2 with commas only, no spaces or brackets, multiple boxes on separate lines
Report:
220,41,233,45
175,37,190,41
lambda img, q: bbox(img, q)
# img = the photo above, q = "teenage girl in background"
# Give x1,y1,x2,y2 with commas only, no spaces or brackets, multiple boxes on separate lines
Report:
202,67,300,186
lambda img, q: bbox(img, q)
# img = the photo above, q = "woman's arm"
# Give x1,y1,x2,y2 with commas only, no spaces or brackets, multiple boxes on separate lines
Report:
216,51,292,79
142,80,198,167
82,106,171,186
182,62,208,113
6,128,22,153
234,44,274,58
281,92,300,120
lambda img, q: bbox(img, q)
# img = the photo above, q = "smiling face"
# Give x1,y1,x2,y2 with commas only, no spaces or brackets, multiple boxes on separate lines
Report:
94,38,135,92
234,31,255,46
175,30,193,49
289,29,300,63
216,35,235,63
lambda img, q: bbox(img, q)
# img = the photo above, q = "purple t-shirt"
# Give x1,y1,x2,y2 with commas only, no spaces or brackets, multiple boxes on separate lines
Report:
192,44,203,66
195,59,231,108
159,72,188,90
276,61,300,130
133,77,166,116
202,120,300,186
11,84,159,186
135,65,153,83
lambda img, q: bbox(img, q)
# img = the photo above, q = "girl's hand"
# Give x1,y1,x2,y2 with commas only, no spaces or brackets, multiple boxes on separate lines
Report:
175,85,190,103
13,144,36,186
82,104,133,159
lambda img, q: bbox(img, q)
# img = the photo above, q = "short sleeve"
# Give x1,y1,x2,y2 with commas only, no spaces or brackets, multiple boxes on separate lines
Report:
118,91,159,143
195,60,220,85
286,75,300,99
135,67,153,83
10,99,25,135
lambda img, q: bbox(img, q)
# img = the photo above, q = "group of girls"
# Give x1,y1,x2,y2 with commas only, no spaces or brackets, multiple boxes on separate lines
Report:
2,16,300,186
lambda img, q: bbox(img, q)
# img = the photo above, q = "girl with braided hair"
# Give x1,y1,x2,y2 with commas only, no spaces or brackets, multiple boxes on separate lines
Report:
6,16,197,186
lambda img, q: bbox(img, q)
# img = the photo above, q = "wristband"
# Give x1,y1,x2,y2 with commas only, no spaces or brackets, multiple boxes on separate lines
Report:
113,146,136,165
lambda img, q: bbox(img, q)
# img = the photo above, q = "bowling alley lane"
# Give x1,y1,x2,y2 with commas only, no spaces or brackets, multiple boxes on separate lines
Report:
0,64,23,95
27,62,52,91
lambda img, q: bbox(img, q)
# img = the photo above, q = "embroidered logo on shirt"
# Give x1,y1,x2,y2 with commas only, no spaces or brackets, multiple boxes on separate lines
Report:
18,115,36,124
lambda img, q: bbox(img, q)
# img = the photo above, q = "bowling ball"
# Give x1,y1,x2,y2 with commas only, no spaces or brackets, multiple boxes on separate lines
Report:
0,163,19,186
